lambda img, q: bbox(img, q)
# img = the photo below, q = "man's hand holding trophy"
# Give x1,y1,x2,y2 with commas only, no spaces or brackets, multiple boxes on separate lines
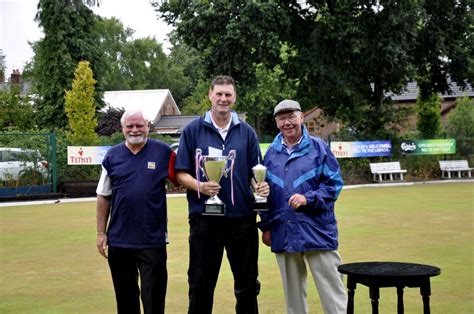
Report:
195,149,236,215
252,162,270,212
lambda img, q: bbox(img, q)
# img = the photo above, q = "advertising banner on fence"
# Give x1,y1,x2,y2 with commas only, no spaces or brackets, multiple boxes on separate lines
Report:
330,141,392,158
67,146,111,165
400,139,456,155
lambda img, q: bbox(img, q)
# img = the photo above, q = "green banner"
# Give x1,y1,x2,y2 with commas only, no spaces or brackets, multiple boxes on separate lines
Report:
400,139,456,155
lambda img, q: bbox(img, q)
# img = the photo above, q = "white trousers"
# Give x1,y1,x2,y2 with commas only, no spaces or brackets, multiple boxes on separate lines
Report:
276,250,347,314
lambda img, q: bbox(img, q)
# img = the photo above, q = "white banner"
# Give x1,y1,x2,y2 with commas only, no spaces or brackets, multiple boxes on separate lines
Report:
67,146,111,165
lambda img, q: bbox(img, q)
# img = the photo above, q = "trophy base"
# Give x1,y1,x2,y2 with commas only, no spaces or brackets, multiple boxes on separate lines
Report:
252,201,268,212
203,203,226,216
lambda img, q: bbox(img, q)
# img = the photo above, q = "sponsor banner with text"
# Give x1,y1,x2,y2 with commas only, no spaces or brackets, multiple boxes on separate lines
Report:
330,141,392,158
67,146,111,165
400,139,456,155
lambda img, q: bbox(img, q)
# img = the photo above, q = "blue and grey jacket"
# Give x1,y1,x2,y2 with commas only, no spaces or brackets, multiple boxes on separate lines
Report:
258,127,343,253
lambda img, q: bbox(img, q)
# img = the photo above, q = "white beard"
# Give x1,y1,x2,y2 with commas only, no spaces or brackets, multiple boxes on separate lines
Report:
126,134,146,145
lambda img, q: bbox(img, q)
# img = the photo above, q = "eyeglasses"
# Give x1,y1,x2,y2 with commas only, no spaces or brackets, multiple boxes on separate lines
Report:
275,113,300,125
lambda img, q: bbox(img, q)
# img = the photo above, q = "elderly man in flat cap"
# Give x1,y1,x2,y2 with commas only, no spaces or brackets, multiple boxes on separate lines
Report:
258,100,347,314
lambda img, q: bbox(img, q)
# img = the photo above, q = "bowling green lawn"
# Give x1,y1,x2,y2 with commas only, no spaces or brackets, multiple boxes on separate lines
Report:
0,182,472,313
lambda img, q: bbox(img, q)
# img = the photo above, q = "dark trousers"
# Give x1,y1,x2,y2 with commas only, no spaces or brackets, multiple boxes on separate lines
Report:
108,246,167,314
188,214,260,314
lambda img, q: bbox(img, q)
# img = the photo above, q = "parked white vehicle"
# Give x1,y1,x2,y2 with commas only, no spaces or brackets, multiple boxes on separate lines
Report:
0,148,49,184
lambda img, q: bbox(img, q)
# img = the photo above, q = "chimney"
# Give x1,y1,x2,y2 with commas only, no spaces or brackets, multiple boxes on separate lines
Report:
11,69,21,85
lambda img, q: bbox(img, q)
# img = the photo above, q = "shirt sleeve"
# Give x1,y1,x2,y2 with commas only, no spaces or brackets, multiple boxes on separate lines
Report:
175,126,193,172
168,150,178,186
96,166,112,196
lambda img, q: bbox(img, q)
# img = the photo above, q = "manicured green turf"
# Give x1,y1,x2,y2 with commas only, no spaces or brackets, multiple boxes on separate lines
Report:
0,182,472,313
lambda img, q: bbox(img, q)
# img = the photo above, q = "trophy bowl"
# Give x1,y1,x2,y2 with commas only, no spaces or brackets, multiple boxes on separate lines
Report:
202,156,227,210
196,149,236,216
252,163,268,211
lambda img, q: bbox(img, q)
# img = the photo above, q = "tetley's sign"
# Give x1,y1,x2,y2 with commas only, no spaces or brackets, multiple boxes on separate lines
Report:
67,146,111,165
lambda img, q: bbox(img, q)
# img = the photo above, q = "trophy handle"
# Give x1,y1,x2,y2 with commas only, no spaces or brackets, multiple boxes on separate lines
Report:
195,149,206,177
224,150,236,206
224,150,236,177
195,149,203,199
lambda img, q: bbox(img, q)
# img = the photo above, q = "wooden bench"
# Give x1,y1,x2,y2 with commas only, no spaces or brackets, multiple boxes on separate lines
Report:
369,162,407,182
439,160,473,179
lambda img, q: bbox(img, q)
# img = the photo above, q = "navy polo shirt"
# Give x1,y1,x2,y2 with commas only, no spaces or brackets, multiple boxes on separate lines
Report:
102,139,176,249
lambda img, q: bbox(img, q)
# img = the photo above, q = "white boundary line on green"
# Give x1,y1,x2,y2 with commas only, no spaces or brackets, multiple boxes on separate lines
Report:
343,179,473,189
0,179,472,207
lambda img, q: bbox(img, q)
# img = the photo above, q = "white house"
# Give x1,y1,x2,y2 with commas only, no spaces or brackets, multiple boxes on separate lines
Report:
103,89,180,126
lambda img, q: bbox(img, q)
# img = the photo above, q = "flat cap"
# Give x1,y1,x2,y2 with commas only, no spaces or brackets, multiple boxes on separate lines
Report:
273,99,301,116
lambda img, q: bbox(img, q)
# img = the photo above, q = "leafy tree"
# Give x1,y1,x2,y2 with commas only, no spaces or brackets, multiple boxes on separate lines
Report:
0,49,5,82
157,0,290,86
156,0,472,138
122,37,187,100
0,86,34,131
95,18,189,104
180,79,212,115
32,0,105,129
287,1,421,139
95,17,134,91
167,31,209,104
414,0,473,98
97,106,125,136
64,61,99,145
239,63,296,138
416,93,442,139
445,97,474,158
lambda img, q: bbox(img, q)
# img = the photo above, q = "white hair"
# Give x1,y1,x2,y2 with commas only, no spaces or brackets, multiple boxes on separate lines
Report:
120,109,148,126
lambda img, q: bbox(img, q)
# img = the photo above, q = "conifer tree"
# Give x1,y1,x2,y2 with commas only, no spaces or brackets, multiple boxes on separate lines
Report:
64,61,99,146
416,93,442,139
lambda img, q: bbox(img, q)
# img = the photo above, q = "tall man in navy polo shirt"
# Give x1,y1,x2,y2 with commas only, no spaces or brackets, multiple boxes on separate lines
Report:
96,109,177,314
175,75,269,314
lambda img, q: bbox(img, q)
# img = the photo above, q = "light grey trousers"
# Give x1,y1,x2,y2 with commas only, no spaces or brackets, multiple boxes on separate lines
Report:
275,250,347,314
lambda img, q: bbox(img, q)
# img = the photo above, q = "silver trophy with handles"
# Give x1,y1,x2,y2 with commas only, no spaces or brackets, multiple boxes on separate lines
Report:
196,149,236,215
252,163,268,211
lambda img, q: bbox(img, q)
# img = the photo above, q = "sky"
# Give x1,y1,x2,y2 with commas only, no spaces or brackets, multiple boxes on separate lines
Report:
0,0,173,80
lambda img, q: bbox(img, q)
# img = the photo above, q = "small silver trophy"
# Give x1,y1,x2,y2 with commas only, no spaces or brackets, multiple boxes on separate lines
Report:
252,163,268,211
196,149,236,215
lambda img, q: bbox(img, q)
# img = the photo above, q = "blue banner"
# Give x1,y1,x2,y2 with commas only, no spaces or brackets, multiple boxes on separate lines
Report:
330,141,392,158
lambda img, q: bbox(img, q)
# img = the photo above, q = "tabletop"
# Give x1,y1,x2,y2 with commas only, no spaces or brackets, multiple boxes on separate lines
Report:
338,262,441,278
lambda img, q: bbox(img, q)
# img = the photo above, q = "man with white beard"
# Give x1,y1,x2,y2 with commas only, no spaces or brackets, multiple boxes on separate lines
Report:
96,109,177,314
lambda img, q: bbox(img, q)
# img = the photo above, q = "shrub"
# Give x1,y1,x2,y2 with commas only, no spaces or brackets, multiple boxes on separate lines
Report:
445,97,474,163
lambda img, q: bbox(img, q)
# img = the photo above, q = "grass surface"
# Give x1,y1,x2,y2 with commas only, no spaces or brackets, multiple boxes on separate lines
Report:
0,182,473,313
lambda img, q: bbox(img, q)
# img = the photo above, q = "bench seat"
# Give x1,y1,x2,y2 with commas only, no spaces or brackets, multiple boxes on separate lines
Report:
439,160,472,179
370,162,407,182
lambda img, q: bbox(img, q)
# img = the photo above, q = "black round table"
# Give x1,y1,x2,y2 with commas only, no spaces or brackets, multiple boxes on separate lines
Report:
338,262,441,314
